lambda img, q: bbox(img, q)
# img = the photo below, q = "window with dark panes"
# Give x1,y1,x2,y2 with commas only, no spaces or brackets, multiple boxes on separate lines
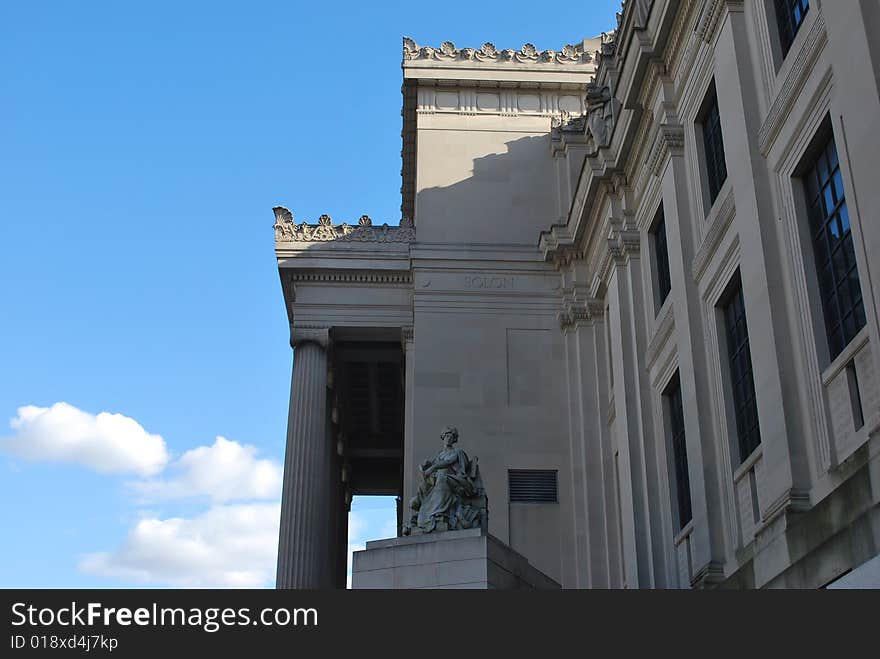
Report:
651,206,671,308
664,373,692,529
805,134,865,360
701,83,727,207
775,0,809,58
722,275,761,462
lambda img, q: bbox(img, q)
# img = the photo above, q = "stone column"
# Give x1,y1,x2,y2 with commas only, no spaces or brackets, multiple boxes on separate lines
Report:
276,325,334,589
571,300,611,589
400,326,415,526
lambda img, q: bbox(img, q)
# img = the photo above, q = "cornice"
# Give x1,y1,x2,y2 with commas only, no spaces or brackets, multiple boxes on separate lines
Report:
664,0,699,85
638,59,668,110
696,0,744,44
757,11,827,157
645,297,675,370
646,123,685,176
403,37,593,66
273,207,415,244
689,560,726,588
540,152,627,258
691,183,736,283
759,488,811,528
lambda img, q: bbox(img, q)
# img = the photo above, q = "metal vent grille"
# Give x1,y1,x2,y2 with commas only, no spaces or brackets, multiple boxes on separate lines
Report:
508,470,558,503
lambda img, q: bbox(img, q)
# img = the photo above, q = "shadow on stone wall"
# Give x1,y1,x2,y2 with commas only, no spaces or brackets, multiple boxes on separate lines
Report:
414,133,557,245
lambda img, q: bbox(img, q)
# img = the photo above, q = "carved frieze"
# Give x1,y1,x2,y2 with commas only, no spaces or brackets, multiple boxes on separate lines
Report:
273,207,415,243
403,37,592,65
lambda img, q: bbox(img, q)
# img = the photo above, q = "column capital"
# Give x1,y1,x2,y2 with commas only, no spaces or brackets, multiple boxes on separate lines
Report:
647,123,685,177
559,298,605,331
290,324,331,349
605,215,640,266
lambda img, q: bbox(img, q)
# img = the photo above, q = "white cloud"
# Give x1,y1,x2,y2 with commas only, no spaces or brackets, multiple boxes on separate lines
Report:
80,503,280,588
1,402,168,477
4,401,288,587
133,436,281,503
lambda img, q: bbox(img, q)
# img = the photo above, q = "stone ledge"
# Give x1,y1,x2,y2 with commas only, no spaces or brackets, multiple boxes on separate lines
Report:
353,530,560,589
365,528,482,550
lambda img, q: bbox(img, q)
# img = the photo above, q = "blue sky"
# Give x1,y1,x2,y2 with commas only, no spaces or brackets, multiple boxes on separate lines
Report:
0,0,620,587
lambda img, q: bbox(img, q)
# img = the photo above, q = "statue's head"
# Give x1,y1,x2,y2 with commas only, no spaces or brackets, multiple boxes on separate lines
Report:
585,82,611,104
440,426,459,446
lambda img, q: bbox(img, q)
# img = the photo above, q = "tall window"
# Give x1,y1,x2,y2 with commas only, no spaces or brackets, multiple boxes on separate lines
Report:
701,83,728,207
651,206,671,309
805,133,866,360
775,0,809,58
722,275,761,462
664,373,692,529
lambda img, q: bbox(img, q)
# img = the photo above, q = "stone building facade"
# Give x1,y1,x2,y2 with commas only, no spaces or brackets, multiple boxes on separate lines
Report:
275,0,880,588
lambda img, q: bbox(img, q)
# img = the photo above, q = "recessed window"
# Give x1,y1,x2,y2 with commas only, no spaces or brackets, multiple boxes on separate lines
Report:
651,205,672,309
721,274,761,463
804,133,866,360
775,0,809,59
700,82,728,208
663,373,692,530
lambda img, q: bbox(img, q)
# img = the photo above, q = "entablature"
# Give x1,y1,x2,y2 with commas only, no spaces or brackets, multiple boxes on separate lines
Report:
273,206,415,328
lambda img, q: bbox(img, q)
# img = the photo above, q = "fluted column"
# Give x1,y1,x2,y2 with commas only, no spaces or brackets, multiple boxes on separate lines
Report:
276,326,334,589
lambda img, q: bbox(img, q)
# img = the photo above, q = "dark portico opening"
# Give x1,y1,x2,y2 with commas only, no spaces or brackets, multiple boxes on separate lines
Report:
330,329,405,586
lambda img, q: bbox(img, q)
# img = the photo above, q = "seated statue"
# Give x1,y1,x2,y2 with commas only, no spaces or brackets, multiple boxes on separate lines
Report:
403,426,487,535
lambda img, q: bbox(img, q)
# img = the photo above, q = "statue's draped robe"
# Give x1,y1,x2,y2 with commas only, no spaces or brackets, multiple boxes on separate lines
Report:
415,447,478,532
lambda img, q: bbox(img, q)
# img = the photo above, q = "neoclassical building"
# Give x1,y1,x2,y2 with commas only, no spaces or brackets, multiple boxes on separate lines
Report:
274,0,880,588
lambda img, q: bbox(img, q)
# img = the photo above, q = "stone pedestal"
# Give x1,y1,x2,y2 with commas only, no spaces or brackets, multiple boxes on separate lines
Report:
351,529,560,589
